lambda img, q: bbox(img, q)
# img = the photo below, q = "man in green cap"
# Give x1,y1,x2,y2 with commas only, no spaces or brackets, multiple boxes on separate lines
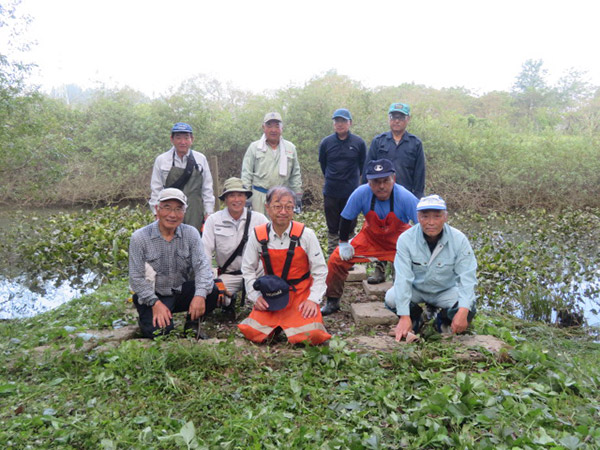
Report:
202,177,269,309
241,112,302,216
149,122,215,233
362,103,426,284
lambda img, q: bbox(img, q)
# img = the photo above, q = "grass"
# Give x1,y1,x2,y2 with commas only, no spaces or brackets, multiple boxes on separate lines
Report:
1,281,600,449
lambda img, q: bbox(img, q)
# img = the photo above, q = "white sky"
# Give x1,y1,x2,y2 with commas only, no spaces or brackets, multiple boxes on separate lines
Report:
10,0,600,97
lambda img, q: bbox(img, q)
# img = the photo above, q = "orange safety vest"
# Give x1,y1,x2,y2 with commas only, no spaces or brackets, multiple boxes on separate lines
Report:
238,221,331,345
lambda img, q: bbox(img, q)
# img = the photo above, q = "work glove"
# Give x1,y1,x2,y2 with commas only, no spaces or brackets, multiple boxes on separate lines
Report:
293,193,302,214
245,198,253,210
339,242,355,261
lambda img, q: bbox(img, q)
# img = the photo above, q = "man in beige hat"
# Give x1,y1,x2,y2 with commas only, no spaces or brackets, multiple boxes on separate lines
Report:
241,112,302,215
202,178,269,310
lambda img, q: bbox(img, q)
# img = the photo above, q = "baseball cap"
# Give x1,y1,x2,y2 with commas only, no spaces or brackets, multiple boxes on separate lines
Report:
417,195,447,211
263,112,283,124
171,122,193,134
253,275,290,311
158,188,188,207
388,103,411,116
365,159,396,180
332,108,352,121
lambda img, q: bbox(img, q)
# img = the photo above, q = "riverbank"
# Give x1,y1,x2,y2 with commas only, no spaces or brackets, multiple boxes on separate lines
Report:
1,279,599,448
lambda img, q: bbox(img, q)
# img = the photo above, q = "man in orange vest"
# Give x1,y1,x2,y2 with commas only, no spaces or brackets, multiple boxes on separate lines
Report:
239,186,330,344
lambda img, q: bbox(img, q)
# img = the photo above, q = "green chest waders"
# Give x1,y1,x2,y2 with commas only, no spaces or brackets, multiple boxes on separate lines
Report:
165,166,204,232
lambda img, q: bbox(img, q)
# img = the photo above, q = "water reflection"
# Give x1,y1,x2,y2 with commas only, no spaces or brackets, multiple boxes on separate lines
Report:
0,273,97,319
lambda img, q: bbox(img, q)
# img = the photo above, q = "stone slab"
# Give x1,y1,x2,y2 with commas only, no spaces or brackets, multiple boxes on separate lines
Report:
351,301,398,326
346,264,367,282
362,280,393,299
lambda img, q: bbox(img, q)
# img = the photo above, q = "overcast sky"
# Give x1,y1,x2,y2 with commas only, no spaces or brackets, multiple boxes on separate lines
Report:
11,0,600,97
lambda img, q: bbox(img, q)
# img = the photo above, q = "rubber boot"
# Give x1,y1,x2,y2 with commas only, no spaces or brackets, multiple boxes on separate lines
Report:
367,261,386,284
321,297,340,316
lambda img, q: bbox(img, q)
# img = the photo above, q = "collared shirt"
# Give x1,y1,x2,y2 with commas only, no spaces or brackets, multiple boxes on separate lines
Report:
241,222,327,304
241,138,302,193
341,184,419,223
202,207,269,272
319,132,367,198
363,131,425,199
149,147,215,213
391,223,477,315
129,221,214,306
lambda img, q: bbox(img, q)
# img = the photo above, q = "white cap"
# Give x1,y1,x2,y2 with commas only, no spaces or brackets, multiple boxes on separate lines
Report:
417,194,446,211
158,188,187,207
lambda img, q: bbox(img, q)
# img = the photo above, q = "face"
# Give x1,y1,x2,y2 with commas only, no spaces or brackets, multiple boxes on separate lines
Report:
368,175,396,201
266,194,295,230
418,210,448,238
389,113,410,135
262,120,282,144
156,199,186,232
170,132,194,154
333,117,351,136
224,191,247,217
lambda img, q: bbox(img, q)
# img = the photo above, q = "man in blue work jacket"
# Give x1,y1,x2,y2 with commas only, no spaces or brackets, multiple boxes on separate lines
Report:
385,195,477,341
363,102,426,284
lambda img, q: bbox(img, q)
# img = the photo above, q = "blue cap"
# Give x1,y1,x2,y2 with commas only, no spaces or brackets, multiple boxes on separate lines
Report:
253,275,289,311
417,195,447,211
388,103,411,116
332,108,352,121
171,122,193,134
365,159,396,180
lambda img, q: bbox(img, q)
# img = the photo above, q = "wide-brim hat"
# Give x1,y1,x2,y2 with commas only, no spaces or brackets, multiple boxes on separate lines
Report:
253,275,290,311
219,177,252,201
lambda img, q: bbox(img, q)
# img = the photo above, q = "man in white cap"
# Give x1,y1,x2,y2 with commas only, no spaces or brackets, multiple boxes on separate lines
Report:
241,112,302,215
202,177,268,311
149,122,215,233
130,188,220,339
385,194,477,341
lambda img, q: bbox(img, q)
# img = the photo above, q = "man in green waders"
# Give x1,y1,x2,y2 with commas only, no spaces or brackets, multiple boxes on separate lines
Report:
149,122,215,233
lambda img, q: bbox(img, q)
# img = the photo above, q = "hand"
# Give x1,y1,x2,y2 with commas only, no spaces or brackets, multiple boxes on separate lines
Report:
217,290,232,306
451,307,470,334
152,300,172,329
294,194,302,214
254,296,269,311
394,316,413,342
339,242,355,261
188,296,206,320
299,300,318,319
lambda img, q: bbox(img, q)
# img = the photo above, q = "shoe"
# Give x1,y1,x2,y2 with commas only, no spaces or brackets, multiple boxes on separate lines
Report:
435,313,452,334
184,317,209,340
367,263,386,284
320,297,340,316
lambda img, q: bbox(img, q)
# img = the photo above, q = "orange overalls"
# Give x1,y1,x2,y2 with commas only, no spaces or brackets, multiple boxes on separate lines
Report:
325,190,411,299
238,222,331,345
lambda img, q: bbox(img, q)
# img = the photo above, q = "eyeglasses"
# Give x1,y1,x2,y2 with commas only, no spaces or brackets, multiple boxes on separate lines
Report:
159,205,185,214
389,114,407,121
269,204,294,212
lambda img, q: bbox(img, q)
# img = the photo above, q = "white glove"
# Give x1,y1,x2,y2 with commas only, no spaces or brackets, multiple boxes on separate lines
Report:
339,242,355,261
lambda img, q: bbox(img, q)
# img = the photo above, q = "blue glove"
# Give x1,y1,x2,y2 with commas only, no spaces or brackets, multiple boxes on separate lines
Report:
339,242,355,261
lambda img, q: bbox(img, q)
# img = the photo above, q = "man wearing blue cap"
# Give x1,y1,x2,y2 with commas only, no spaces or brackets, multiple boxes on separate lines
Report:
149,122,215,233
362,102,426,284
318,108,367,256
385,195,477,341
321,159,418,316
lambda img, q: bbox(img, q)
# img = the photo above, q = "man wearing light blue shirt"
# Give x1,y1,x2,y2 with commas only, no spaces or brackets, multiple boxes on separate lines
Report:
385,195,477,341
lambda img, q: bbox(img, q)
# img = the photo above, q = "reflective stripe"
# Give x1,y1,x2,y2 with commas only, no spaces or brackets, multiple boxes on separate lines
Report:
239,317,275,336
284,321,329,337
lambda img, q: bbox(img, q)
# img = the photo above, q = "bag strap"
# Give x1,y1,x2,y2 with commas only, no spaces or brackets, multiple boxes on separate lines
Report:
167,150,200,191
218,209,252,275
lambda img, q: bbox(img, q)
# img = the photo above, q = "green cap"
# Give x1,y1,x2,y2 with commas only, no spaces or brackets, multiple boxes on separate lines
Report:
388,103,411,116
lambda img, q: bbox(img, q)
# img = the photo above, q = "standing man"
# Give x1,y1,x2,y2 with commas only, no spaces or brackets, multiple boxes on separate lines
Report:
385,195,477,341
321,159,419,316
202,177,269,309
362,103,425,284
318,108,367,256
149,122,215,233
130,188,220,339
241,112,302,216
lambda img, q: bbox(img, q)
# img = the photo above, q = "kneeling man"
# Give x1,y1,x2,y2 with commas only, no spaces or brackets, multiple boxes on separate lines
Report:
129,188,219,339
386,195,477,341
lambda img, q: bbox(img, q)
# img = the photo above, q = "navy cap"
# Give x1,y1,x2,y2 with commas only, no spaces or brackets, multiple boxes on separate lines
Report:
253,275,290,311
365,159,396,180
332,108,352,121
171,122,193,134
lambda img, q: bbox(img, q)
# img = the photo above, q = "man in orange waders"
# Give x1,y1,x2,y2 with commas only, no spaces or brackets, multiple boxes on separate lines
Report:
239,186,330,344
321,159,419,315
